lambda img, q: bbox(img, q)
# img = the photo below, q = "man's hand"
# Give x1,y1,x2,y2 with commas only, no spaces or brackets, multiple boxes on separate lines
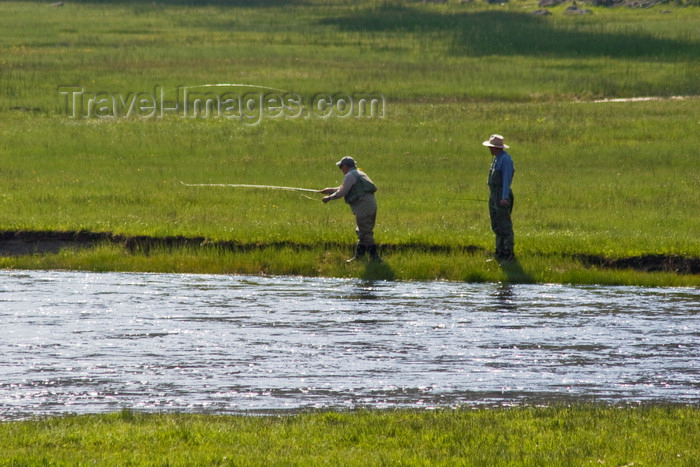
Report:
322,196,332,204
500,199,510,207
319,188,336,195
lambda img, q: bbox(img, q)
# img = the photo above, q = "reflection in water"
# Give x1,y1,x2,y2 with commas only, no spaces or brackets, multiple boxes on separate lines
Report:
351,281,382,301
0,270,698,420
493,283,517,312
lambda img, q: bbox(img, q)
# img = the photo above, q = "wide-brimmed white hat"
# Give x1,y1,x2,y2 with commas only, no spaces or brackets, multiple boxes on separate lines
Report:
482,134,509,149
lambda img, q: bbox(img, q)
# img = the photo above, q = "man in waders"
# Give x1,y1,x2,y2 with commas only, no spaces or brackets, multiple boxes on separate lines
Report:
321,156,381,263
483,134,515,263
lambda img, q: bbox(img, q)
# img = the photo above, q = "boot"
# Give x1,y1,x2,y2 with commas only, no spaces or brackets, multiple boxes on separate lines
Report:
346,244,367,263
368,245,382,263
496,249,514,265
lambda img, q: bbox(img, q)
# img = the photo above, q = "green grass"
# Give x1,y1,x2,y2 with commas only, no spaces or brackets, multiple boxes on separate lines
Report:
2,242,698,286
0,0,699,285
1,406,698,465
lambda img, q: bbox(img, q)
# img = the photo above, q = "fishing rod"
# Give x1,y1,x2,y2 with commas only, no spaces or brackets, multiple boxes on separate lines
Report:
180,181,321,193
181,182,488,201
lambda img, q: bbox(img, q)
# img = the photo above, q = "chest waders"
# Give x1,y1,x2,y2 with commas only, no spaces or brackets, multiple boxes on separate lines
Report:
488,165,515,262
344,169,381,263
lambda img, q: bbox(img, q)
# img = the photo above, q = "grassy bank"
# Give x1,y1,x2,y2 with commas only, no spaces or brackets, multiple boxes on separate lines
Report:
1,0,699,285
2,240,698,286
1,406,698,465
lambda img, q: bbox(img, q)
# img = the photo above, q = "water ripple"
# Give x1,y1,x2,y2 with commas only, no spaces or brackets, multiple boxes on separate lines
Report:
0,271,698,420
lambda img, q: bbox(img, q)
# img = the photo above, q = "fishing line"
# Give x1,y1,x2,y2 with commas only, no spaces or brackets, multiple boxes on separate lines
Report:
180,181,322,200
181,181,320,192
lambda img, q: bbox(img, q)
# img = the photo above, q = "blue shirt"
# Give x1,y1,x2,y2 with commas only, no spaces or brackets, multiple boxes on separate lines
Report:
491,150,514,200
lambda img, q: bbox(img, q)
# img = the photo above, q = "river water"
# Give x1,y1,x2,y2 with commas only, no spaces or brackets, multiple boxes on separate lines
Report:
0,270,698,420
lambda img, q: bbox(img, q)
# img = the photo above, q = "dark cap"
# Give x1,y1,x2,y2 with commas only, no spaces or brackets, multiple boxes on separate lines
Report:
335,156,356,168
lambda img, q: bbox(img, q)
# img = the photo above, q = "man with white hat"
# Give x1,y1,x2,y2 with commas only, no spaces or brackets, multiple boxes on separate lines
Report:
321,156,381,263
483,134,515,263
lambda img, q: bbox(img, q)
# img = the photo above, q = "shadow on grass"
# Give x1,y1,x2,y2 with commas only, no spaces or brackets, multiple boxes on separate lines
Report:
362,261,395,282
500,258,536,284
321,5,698,60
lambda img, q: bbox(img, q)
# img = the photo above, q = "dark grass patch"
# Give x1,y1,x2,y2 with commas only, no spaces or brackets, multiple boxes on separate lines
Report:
574,253,700,274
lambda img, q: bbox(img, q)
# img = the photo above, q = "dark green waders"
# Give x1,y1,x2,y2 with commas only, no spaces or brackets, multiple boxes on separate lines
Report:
488,170,515,262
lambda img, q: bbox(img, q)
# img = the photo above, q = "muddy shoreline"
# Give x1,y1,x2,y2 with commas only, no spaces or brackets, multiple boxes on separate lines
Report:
1,230,698,275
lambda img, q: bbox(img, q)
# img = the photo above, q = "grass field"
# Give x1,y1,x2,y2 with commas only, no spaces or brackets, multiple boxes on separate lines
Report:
1,406,698,465
0,0,699,285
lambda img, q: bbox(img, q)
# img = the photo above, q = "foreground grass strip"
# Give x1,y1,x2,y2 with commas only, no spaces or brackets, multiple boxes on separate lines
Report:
1,406,698,465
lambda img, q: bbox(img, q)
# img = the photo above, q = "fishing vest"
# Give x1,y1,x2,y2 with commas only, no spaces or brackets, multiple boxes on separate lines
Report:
345,169,377,204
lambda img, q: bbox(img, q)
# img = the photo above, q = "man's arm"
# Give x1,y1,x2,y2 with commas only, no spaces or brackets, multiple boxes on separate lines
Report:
322,172,356,203
500,157,513,205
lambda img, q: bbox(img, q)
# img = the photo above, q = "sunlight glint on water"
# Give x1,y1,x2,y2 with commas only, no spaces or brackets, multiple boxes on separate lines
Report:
0,270,698,420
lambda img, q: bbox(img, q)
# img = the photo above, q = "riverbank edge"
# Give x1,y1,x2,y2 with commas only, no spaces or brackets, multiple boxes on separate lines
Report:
1,230,698,286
